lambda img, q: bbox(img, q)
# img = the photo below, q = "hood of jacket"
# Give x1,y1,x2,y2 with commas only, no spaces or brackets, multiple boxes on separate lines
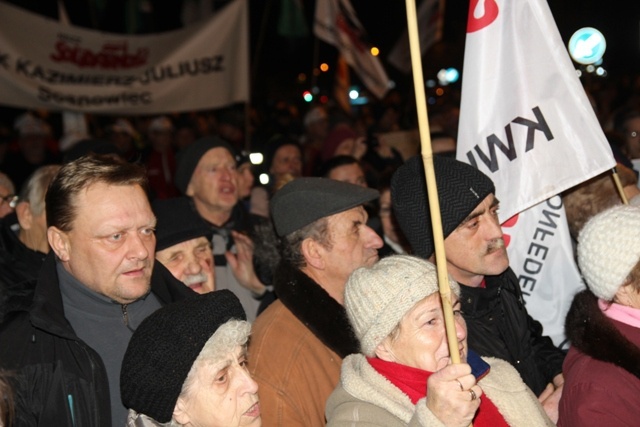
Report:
565,289,640,380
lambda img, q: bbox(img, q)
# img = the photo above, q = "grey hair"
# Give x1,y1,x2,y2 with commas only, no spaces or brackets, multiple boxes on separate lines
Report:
176,320,251,408
0,172,15,195
18,165,61,215
280,217,332,268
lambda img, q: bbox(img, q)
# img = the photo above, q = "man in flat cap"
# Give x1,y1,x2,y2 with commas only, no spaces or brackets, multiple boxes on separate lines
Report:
391,155,565,422
153,197,215,294
248,177,383,427
175,137,277,321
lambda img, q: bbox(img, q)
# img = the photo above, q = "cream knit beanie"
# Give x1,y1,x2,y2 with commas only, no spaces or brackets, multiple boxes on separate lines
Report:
344,255,460,356
577,205,640,301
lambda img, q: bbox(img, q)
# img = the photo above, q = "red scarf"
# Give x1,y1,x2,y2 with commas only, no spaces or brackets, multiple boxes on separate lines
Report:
368,357,509,427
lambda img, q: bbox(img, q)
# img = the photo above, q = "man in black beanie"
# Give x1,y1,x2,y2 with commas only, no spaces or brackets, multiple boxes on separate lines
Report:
391,155,565,423
175,137,277,321
153,197,215,294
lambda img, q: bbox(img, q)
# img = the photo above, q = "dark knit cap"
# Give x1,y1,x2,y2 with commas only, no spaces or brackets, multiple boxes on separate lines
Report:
271,177,379,237
152,197,212,252
174,136,236,194
391,155,495,258
262,134,301,172
121,290,246,422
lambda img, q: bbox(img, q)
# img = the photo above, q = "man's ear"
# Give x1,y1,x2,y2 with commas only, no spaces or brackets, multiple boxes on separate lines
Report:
172,397,190,425
301,238,325,270
15,202,33,230
185,177,195,197
47,226,70,262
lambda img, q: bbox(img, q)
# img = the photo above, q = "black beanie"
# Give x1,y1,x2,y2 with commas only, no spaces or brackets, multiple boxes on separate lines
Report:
174,136,236,194
391,155,495,258
262,134,301,173
152,197,212,252
120,290,246,422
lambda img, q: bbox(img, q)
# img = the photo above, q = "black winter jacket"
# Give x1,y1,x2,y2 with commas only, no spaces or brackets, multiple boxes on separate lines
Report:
0,213,46,324
0,254,195,427
460,267,565,396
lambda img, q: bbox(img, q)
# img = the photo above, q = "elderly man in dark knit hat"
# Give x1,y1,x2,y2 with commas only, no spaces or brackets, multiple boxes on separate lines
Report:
249,177,383,427
174,137,278,321
391,155,565,423
153,197,215,294
121,289,261,426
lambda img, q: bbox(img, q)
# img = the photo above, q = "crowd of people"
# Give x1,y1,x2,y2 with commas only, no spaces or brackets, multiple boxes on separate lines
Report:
0,74,639,427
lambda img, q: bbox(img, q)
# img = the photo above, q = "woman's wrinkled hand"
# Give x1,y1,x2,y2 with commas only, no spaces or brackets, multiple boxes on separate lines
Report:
426,363,482,427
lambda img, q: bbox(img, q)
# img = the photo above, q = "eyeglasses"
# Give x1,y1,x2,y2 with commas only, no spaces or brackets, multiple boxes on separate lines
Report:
0,194,18,209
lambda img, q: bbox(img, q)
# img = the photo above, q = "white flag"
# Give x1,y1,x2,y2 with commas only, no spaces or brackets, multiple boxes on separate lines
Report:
388,0,444,74
314,0,390,99
457,0,616,347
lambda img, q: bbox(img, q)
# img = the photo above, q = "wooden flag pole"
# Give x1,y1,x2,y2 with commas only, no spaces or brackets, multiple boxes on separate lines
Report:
611,167,629,205
404,0,461,365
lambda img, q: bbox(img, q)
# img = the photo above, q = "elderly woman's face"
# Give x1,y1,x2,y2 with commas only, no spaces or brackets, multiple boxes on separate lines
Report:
174,345,261,427
381,293,467,372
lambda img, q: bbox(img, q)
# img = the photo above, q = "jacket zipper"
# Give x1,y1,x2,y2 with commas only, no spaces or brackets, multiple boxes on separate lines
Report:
122,304,129,328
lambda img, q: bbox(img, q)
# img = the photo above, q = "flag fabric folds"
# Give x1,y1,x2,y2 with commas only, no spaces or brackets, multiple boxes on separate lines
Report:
314,0,390,99
457,0,616,347
388,0,444,74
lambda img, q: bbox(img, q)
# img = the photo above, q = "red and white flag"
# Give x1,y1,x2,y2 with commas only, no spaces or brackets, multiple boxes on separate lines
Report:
314,0,390,99
457,0,616,347
388,0,444,74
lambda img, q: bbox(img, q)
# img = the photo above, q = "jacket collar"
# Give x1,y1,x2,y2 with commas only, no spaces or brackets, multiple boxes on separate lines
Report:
459,268,524,316
29,253,195,339
274,260,360,358
566,290,640,380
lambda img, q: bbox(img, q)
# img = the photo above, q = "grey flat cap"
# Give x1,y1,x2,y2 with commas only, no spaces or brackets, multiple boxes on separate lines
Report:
270,177,379,237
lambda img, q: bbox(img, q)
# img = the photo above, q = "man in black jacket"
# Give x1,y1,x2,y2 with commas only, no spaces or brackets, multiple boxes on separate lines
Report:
391,155,565,423
175,137,278,320
0,155,194,427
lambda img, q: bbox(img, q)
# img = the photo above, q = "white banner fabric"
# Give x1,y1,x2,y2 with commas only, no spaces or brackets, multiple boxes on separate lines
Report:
457,0,615,222
0,0,248,115
502,197,584,348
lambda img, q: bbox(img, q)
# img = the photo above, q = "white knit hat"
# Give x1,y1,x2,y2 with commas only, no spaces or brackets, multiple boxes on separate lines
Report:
344,255,459,356
577,205,640,301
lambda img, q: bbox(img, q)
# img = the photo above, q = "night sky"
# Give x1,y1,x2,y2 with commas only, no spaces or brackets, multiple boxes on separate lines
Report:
252,0,640,103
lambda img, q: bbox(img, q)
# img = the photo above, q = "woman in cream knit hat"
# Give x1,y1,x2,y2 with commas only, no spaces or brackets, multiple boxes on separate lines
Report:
326,255,553,426
559,205,640,426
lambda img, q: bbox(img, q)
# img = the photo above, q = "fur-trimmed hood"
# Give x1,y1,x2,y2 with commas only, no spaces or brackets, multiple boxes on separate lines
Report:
273,260,360,358
565,289,640,380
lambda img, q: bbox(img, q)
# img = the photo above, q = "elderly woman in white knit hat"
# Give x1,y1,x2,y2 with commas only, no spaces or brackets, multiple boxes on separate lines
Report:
558,205,640,426
326,255,552,427
121,290,261,426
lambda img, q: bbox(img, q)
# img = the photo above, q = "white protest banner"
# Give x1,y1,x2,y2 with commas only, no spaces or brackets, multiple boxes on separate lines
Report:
457,0,616,346
314,0,390,99
501,197,582,348
0,0,248,115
